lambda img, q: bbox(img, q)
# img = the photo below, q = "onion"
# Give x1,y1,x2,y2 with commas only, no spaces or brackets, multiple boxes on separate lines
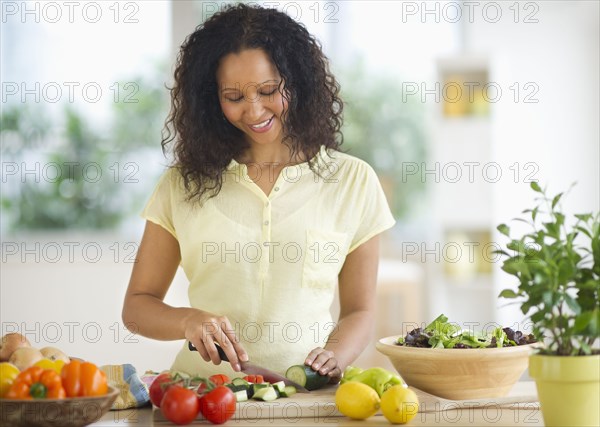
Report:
0,333,31,362
9,347,43,371
40,346,70,363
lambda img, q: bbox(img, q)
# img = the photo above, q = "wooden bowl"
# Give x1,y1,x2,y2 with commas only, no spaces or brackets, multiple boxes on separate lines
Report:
376,335,538,400
0,386,119,427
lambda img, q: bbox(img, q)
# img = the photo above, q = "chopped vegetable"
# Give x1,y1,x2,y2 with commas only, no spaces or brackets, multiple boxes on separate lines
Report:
226,384,249,393
397,314,537,348
251,382,269,397
271,381,286,394
208,374,230,386
252,386,278,401
233,389,248,402
243,374,264,383
279,386,297,397
231,377,250,387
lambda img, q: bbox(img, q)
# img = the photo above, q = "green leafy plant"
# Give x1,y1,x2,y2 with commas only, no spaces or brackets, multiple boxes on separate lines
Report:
497,182,600,356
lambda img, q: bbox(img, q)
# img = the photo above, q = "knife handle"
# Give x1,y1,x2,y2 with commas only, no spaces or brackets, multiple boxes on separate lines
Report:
187,341,229,362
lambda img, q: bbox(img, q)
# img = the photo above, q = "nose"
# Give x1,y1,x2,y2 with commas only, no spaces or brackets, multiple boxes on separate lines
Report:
243,97,266,121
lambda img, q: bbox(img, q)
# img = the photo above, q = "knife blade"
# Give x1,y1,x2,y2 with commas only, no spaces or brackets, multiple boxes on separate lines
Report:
188,341,309,393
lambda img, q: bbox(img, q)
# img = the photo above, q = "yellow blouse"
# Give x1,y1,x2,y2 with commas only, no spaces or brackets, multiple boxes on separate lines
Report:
141,146,395,376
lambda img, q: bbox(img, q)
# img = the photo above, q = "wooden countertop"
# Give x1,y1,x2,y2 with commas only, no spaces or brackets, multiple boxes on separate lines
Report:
93,382,542,426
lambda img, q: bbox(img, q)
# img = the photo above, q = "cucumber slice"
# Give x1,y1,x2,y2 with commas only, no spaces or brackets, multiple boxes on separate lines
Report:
285,365,329,391
252,386,278,401
251,383,269,393
271,381,286,393
232,378,250,387
250,382,268,399
234,390,248,402
252,382,269,389
226,384,248,393
280,386,297,398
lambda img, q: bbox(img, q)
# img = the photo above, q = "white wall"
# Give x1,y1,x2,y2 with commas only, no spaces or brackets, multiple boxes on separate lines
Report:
465,2,600,327
0,233,189,372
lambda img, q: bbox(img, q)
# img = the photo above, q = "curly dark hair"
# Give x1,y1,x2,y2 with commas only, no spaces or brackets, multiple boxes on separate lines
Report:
161,3,344,201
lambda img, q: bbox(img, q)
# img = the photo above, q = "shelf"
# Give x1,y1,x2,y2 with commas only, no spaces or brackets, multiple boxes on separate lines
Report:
437,55,491,118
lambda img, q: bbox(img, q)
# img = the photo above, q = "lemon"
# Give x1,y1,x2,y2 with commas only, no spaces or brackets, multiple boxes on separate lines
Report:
0,362,20,397
335,382,380,420
380,385,420,424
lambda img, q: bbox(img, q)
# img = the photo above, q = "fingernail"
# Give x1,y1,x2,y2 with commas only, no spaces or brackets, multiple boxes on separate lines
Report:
313,363,320,369
235,364,241,371
241,354,249,362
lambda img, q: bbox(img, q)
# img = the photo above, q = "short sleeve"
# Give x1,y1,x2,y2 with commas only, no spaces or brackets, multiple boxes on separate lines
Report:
348,163,396,253
140,168,178,239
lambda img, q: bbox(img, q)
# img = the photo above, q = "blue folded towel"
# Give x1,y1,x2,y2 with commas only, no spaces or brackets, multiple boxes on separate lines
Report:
100,364,151,410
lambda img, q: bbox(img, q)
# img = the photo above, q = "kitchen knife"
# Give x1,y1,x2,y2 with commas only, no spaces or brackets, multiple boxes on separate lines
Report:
188,341,309,393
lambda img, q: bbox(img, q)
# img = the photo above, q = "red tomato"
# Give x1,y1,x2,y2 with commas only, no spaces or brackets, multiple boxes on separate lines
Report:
208,374,230,387
243,375,264,384
161,385,200,425
150,373,181,408
199,386,236,424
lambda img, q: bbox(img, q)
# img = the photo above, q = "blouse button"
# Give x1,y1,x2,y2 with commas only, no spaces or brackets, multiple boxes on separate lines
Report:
264,220,270,226
274,187,280,192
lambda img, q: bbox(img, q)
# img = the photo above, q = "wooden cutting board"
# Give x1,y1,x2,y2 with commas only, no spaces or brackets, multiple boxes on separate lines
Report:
152,382,539,421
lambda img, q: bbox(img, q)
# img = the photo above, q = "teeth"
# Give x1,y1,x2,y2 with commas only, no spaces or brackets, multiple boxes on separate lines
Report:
251,117,272,128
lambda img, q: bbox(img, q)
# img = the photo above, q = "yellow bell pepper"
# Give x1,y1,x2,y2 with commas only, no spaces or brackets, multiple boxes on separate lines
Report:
34,358,65,374
340,365,406,397
0,362,20,397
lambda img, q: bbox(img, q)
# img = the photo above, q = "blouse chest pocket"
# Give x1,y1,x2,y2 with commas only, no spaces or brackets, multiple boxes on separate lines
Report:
302,229,349,289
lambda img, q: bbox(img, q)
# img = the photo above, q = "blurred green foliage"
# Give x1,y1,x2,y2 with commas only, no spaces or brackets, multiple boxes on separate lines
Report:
1,68,169,231
338,60,427,219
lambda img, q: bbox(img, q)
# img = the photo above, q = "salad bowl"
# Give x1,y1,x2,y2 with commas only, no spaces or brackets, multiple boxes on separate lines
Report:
376,336,538,400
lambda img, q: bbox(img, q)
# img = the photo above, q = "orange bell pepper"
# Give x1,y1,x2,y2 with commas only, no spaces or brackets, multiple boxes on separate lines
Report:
5,366,66,399
60,360,108,397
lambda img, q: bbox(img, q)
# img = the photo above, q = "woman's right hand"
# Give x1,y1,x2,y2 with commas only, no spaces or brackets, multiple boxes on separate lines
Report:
184,310,248,372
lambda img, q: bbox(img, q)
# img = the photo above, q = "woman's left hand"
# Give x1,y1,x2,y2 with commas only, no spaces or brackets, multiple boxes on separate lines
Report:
304,347,342,383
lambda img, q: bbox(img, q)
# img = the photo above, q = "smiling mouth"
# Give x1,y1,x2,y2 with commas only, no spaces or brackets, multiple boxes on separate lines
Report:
249,116,274,129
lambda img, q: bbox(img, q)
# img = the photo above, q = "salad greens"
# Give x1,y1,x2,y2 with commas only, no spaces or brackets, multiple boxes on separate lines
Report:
396,314,537,349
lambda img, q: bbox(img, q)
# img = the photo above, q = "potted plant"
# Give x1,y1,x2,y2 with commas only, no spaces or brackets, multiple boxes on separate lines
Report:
497,182,599,427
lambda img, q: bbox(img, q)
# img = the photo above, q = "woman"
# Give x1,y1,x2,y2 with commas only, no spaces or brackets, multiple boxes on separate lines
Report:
122,3,395,382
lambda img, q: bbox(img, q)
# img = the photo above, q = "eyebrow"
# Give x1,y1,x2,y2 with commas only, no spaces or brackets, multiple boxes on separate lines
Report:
220,80,281,93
